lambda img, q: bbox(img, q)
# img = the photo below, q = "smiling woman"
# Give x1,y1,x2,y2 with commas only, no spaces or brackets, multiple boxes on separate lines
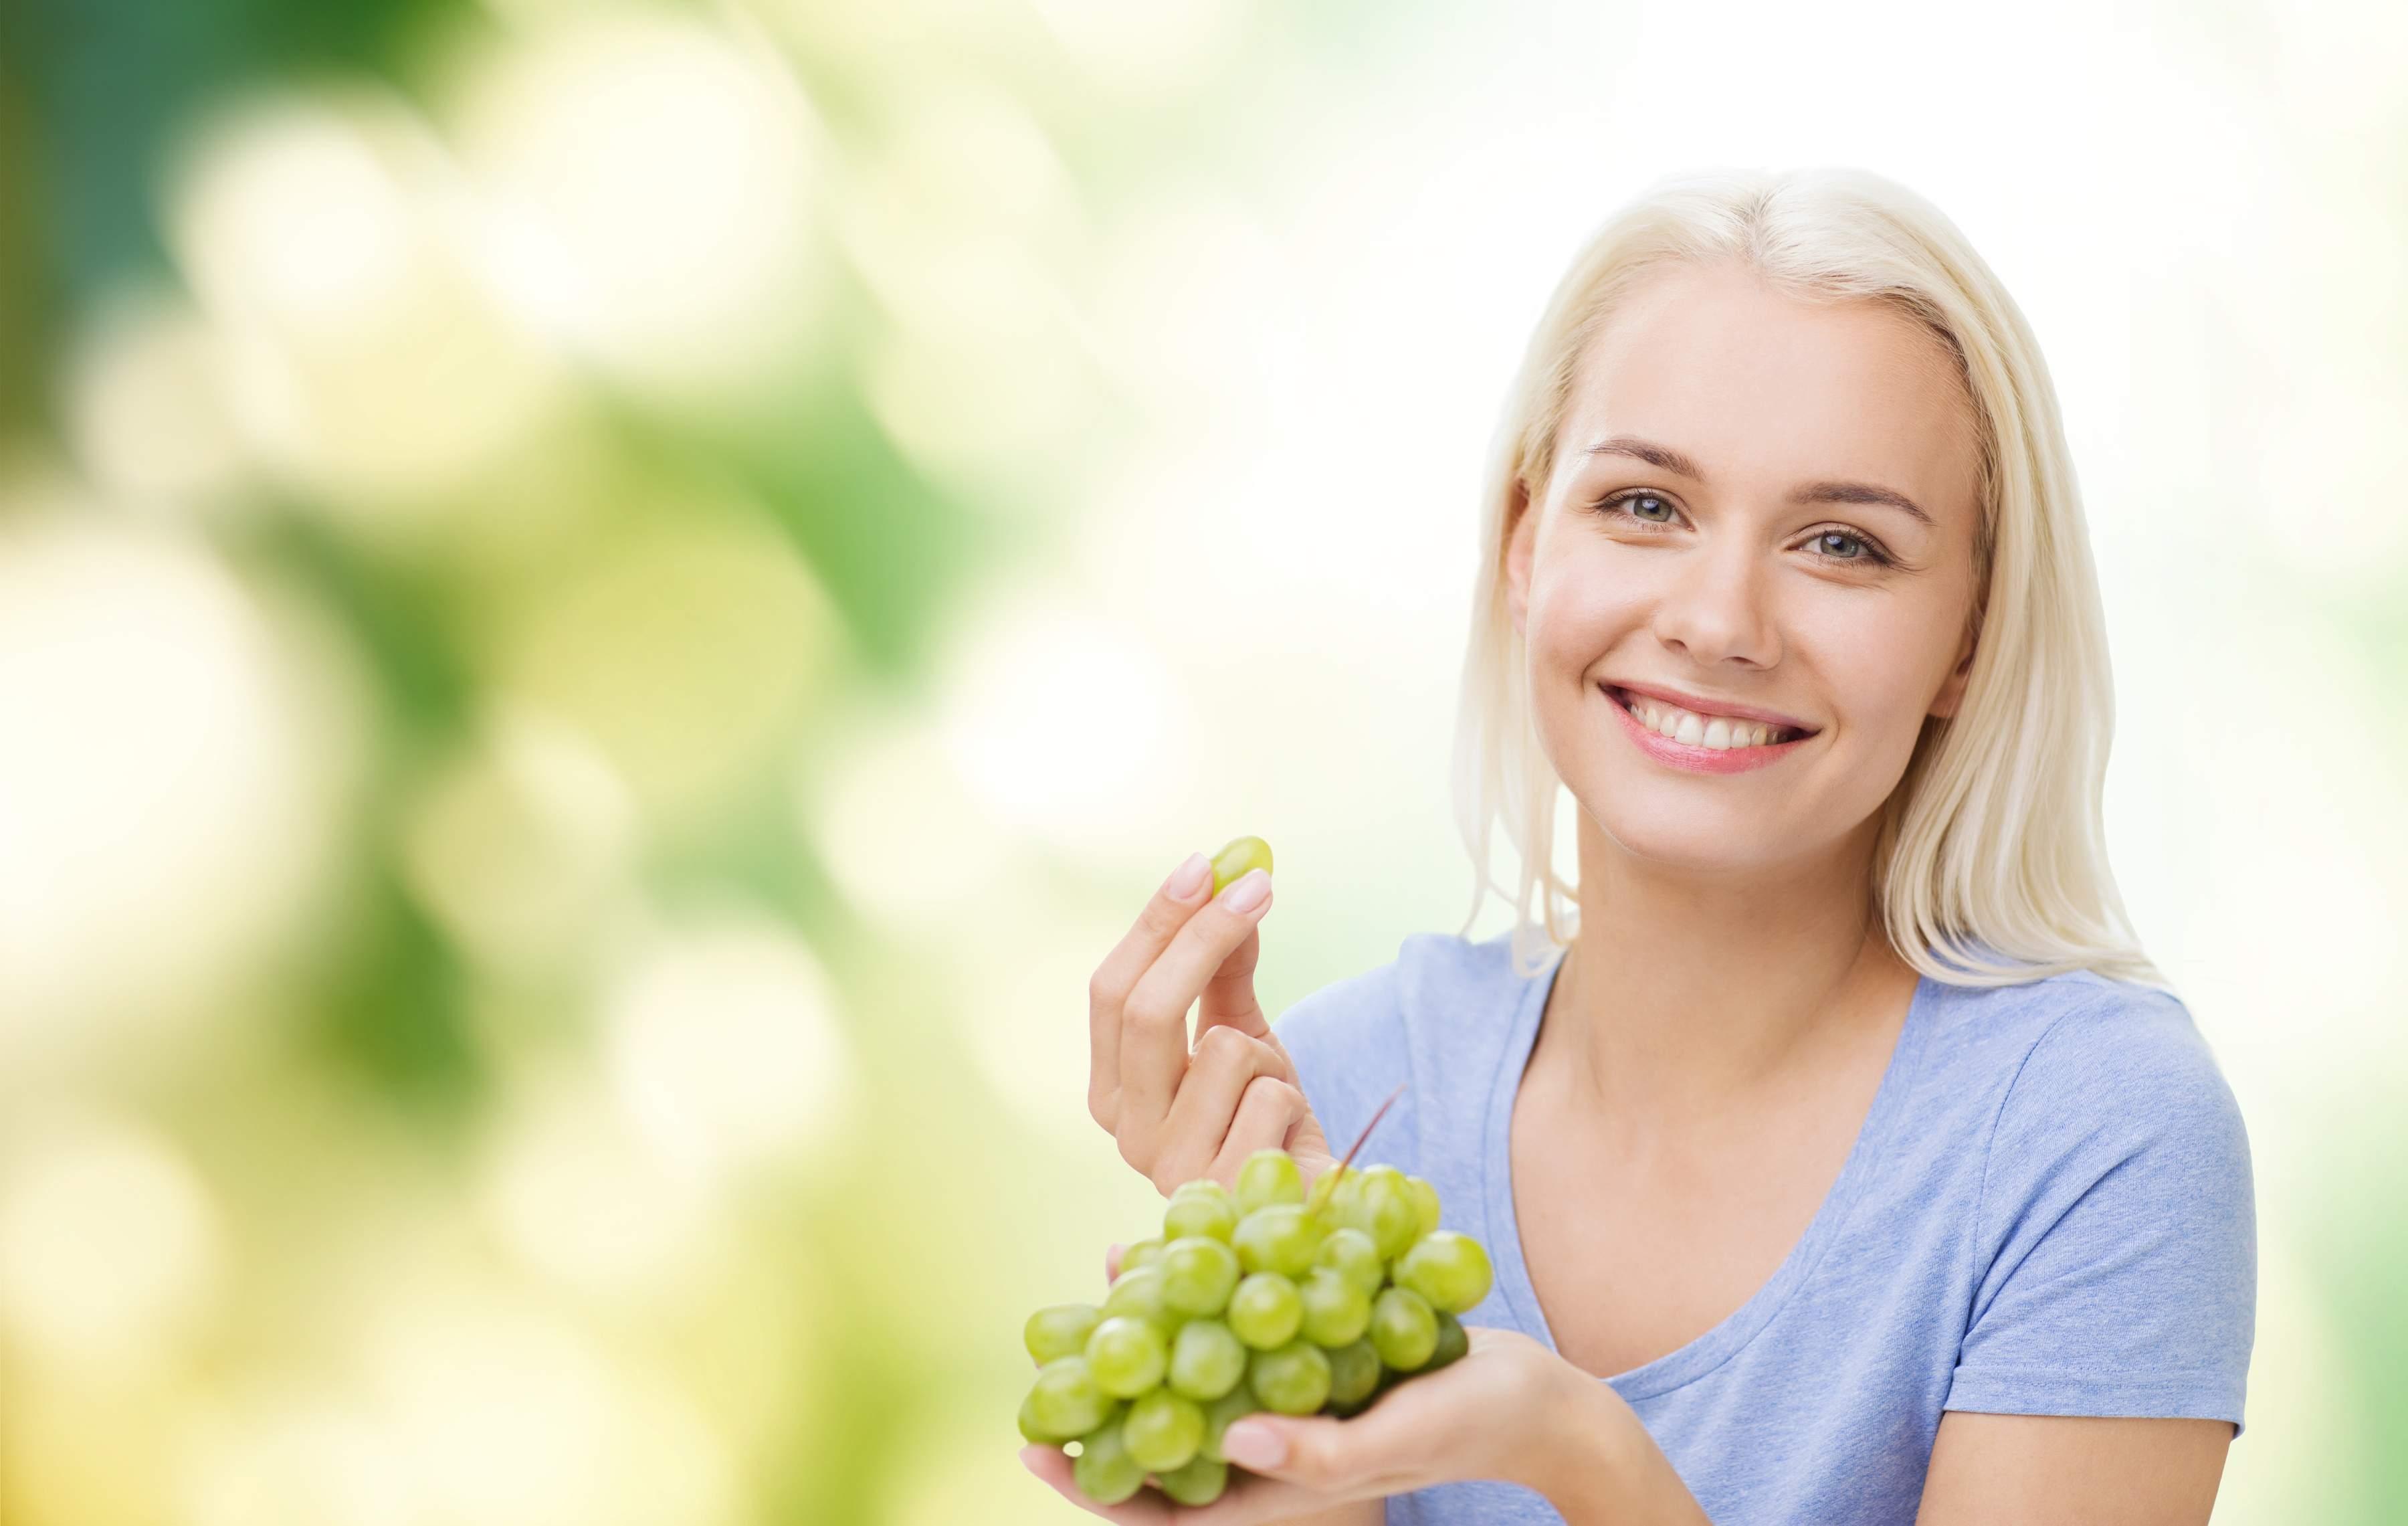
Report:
1041,165,2251,1526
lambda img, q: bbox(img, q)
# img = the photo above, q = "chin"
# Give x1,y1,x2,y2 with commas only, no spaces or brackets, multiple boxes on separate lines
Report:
1579,783,1791,874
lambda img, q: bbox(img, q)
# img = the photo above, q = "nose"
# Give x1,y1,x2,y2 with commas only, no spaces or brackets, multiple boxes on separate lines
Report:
1648,537,1781,670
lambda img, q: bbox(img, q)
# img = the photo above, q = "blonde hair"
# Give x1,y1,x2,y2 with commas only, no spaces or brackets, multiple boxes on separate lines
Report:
1450,165,2171,995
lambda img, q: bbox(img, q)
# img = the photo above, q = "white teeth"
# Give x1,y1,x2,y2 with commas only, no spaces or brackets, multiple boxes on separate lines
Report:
1625,692,1795,750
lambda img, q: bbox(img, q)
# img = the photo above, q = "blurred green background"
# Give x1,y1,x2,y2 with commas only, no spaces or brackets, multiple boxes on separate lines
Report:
0,0,2401,1521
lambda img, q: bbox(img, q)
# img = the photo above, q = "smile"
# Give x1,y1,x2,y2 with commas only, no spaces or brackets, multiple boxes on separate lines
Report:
1601,684,1819,775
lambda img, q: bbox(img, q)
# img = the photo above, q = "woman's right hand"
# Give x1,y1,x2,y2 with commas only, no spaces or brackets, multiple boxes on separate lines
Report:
1086,850,1336,1200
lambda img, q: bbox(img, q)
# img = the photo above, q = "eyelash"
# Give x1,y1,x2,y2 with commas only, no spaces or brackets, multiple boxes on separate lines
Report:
1587,489,1895,568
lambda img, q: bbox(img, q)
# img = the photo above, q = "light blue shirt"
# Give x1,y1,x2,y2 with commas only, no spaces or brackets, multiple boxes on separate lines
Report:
1272,930,2255,1525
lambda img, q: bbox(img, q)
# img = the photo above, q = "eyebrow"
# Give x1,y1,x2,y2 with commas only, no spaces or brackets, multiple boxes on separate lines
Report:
1581,434,1936,528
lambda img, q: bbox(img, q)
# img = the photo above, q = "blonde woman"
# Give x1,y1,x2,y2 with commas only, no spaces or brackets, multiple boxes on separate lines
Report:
1029,167,2254,1524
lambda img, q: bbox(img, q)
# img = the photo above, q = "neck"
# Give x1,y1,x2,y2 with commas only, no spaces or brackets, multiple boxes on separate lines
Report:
1538,807,1908,1120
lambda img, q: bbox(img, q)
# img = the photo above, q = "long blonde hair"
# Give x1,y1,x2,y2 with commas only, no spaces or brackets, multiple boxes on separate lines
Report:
1451,165,2170,995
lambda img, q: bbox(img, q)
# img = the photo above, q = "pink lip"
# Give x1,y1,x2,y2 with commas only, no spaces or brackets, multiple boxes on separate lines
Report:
1603,684,1815,774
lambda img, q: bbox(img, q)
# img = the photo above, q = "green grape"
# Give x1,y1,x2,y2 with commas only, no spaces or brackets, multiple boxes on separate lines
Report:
1124,1387,1206,1473
1102,1264,1183,1337
1354,1165,1422,1260
1315,1226,1385,1299
1167,1318,1248,1402
1297,1266,1373,1347
1233,1204,1322,1278
1210,836,1273,894
1159,1236,1241,1317
1072,1414,1145,1506
1324,1337,1381,1414
1235,1149,1304,1214
1165,1179,1237,1244
1407,1175,1442,1238
1018,1391,1059,1445
1025,1303,1102,1366
1120,1238,1167,1276
1156,1453,1230,1506
1315,1162,1363,1224
1086,1315,1169,1397
1248,1338,1333,1415
1395,1229,1494,1314
1199,1379,1262,1464
1025,1355,1110,1440
1428,1309,1470,1371
1226,1272,1302,1349
1369,1286,1439,1371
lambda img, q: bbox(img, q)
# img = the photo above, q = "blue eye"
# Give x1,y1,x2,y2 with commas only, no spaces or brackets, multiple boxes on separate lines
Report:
1591,490,1894,568
1593,490,1679,524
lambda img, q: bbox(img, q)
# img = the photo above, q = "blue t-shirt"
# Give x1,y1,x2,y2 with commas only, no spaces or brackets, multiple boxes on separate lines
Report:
1272,929,2255,1525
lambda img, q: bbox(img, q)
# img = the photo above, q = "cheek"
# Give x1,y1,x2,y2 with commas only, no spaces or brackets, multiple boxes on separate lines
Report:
1790,599,1961,733
1526,547,1647,659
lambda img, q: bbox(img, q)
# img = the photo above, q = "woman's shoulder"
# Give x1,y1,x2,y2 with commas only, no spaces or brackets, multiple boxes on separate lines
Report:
1917,963,2242,1141
1914,964,2252,1267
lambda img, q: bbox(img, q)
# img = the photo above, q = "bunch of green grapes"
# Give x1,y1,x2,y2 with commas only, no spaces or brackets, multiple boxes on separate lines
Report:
1017,1147,1494,1507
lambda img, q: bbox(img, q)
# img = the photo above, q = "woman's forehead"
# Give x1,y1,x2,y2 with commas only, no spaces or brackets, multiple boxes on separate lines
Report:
1557,267,1979,518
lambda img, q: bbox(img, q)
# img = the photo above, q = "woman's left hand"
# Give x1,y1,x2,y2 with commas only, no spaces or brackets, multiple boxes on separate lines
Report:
1019,1325,1590,1523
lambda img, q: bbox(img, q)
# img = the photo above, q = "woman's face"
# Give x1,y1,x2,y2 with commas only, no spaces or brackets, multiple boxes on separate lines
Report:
1506,260,1984,879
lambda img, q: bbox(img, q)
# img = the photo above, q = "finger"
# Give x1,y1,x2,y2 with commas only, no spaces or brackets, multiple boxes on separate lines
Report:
1207,1074,1308,1185
1236,1330,1526,1499
1282,1106,1333,1178
1151,1027,1289,1189
1105,1242,1125,1283
1118,870,1275,1161
1018,1446,1170,1524
1193,924,1274,1047
1088,852,1217,1131
1216,1411,1420,1501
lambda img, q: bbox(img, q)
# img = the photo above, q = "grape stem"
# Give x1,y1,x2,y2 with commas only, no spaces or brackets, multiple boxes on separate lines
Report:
1303,1080,1407,1219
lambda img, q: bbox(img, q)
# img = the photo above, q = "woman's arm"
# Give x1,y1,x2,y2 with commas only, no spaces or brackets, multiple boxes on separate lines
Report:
1530,1388,2233,1526
1914,1412,2231,1525
1518,1367,1712,1525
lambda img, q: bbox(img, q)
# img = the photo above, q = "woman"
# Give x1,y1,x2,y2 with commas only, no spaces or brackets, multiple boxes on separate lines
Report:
1026,166,2254,1524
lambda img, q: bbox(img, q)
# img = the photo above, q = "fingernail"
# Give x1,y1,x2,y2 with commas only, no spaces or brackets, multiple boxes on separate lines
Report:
1219,868,1271,914
1165,852,1211,900
1222,1420,1286,1468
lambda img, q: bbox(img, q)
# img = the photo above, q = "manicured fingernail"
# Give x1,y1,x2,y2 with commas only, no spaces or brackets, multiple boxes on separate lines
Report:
1222,1420,1285,1468
1165,852,1210,900
1219,868,1270,914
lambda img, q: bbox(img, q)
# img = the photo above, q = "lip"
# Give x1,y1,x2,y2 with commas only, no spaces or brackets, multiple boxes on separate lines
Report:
1602,683,1817,774
1605,680,1817,734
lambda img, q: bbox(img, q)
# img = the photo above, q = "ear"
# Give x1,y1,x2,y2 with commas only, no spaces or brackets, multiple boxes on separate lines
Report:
1930,615,1979,719
1504,475,1537,639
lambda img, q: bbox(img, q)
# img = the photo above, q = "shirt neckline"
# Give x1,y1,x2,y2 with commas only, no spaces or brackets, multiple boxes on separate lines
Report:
1477,942,1940,1403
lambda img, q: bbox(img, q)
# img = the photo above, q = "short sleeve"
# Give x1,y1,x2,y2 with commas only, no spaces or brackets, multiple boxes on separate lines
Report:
1946,988,2257,1433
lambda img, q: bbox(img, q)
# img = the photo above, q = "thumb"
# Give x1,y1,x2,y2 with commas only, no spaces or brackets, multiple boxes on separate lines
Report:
1218,1414,1361,1491
1287,1108,1334,1177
